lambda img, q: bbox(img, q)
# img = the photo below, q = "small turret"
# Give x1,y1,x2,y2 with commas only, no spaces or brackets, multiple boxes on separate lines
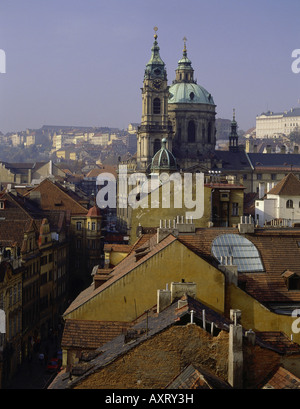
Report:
229,109,239,152
151,138,177,173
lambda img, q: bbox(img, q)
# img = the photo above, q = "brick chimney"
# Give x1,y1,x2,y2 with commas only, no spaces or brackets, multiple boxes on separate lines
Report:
228,309,243,389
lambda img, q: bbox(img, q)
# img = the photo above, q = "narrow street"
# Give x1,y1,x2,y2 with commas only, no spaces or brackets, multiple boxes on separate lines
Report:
6,335,62,389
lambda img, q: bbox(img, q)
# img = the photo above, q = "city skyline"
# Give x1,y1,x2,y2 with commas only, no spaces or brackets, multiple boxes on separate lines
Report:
0,0,299,134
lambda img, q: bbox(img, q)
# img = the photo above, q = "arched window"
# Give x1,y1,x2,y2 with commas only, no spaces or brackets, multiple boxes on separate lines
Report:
287,199,294,209
188,120,196,143
153,98,161,114
212,234,264,272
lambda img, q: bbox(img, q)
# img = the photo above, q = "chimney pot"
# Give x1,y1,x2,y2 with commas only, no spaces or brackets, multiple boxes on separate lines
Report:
246,329,256,345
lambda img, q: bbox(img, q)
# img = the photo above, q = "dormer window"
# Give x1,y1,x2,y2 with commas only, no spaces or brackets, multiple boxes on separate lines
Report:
282,270,300,291
289,276,300,290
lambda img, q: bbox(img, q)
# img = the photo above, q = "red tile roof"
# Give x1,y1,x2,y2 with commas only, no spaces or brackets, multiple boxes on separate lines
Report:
103,243,133,253
85,165,117,179
86,206,101,217
24,179,88,215
61,319,132,350
262,366,300,389
268,173,300,196
166,364,231,389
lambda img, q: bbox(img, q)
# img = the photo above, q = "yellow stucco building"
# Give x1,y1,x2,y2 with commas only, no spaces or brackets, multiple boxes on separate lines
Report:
62,220,300,371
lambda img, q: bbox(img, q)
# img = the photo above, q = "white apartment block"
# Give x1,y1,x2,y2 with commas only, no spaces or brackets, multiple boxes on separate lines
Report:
255,174,300,227
256,107,300,138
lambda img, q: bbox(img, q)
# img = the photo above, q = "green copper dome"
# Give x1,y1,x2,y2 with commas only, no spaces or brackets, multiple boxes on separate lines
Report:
168,82,215,105
151,138,177,172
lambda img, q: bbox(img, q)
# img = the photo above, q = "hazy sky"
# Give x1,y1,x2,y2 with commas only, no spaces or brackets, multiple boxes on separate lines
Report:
0,0,299,134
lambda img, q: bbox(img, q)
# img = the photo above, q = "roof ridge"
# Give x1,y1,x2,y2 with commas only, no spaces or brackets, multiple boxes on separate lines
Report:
268,172,300,196
25,178,88,213
63,234,178,317
5,191,37,223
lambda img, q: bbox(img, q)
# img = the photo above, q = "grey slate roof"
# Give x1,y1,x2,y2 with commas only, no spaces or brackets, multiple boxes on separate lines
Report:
248,153,300,168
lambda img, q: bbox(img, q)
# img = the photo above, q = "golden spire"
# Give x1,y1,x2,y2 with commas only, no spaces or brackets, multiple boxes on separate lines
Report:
154,26,158,40
183,36,187,52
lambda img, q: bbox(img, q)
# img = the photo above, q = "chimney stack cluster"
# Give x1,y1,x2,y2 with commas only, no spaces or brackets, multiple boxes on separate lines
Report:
157,215,195,243
238,215,254,234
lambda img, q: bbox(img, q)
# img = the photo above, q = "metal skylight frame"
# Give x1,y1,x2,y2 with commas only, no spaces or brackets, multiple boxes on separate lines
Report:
212,234,264,273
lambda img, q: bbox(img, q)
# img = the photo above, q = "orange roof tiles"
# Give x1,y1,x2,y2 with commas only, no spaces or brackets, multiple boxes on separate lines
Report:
85,165,117,179
262,366,300,389
86,206,101,217
61,319,132,350
103,243,133,253
268,172,300,196
166,364,231,389
24,179,88,215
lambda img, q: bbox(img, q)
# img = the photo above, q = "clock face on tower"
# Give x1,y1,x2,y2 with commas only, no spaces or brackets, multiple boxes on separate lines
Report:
152,79,162,90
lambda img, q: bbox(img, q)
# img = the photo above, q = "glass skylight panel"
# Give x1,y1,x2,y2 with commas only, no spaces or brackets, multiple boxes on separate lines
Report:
212,234,264,272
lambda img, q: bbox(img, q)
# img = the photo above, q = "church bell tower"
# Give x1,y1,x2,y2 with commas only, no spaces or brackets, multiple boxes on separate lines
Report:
137,27,173,172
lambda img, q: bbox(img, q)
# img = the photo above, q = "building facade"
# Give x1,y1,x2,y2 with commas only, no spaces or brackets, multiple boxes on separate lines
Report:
256,108,300,138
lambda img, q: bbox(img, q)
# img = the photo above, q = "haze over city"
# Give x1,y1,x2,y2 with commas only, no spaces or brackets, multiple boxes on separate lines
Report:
0,0,299,134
